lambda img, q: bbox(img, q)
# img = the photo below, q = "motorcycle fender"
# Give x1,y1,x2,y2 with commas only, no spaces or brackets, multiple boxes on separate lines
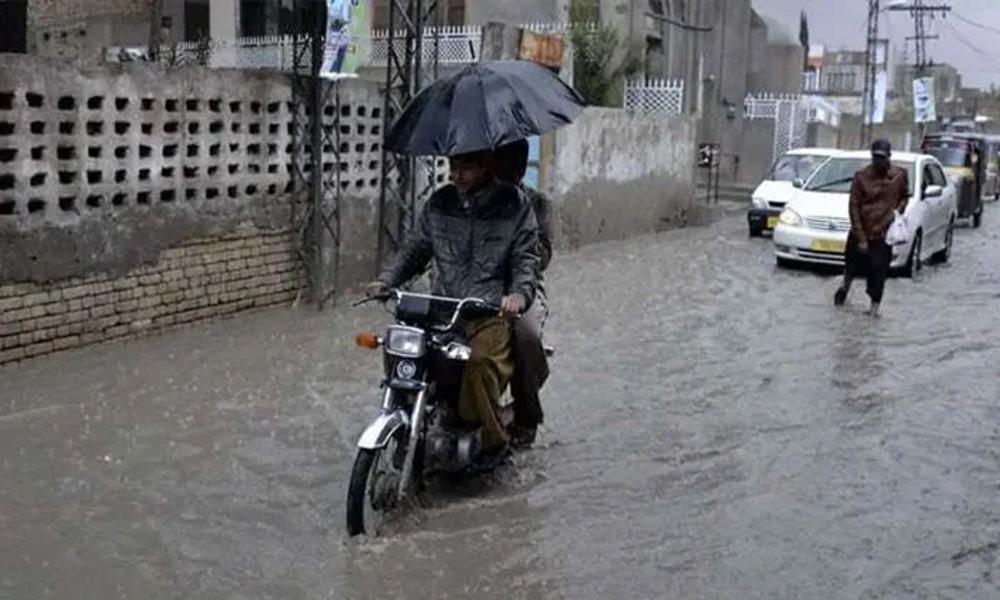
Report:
357,410,409,450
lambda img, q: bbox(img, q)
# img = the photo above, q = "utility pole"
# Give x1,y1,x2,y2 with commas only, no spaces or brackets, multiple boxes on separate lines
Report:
887,1,951,134
889,1,950,76
860,0,880,148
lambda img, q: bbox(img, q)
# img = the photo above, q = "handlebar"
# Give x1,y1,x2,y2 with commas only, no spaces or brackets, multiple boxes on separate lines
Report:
354,289,502,331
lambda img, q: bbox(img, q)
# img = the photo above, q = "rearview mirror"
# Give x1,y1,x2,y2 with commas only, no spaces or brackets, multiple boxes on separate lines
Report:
924,184,943,198
792,178,804,189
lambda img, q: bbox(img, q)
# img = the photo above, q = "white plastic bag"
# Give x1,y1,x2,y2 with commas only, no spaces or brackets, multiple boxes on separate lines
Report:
886,210,909,246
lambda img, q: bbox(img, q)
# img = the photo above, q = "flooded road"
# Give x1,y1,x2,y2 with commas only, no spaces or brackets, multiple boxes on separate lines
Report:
3,209,999,599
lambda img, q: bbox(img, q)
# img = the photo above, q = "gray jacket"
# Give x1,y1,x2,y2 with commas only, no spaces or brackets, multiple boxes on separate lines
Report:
379,181,540,307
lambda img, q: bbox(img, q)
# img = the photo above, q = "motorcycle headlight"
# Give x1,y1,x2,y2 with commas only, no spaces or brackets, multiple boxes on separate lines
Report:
751,196,768,210
385,326,425,358
779,208,803,227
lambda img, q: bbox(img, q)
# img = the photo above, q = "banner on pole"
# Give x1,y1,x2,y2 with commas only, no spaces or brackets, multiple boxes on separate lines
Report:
321,0,368,80
866,70,887,125
913,77,937,123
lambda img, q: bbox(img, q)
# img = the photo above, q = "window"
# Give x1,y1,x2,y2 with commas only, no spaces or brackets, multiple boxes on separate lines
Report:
183,0,209,41
807,158,915,196
0,0,28,52
374,0,464,28
768,154,828,182
241,0,267,36
928,163,948,187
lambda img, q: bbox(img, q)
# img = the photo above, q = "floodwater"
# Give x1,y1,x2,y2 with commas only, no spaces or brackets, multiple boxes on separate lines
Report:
2,210,999,599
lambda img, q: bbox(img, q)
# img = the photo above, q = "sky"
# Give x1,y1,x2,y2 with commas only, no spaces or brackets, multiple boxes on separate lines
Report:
751,0,1000,90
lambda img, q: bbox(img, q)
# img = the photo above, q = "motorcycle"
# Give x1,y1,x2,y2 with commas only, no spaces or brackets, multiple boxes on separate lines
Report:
346,289,518,536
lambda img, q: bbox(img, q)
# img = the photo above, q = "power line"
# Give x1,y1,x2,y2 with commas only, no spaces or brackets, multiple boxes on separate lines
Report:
952,11,1000,37
643,11,713,33
942,20,1000,63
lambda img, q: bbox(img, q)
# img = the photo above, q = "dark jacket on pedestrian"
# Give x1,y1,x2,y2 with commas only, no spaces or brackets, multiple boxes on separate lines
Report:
520,184,554,272
379,181,540,307
849,164,910,242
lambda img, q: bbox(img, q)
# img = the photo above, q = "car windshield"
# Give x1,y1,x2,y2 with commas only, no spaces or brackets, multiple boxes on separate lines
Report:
926,146,972,168
804,158,915,195
768,154,828,182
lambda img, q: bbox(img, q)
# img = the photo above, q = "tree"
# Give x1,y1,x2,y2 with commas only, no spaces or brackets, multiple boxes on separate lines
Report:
799,11,810,71
569,0,642,106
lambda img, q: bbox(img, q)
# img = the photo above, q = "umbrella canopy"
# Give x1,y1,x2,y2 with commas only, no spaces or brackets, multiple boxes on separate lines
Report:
386,60,586,157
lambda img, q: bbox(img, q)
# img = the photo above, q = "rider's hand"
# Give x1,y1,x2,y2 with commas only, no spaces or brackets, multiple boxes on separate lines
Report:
500,293,526,317
365,280,389,299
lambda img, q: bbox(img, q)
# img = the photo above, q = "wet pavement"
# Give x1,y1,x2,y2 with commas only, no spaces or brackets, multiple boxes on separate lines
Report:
3,208,1000,599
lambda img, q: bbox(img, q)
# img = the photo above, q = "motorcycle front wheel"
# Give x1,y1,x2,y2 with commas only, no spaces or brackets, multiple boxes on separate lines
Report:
346,430,407,536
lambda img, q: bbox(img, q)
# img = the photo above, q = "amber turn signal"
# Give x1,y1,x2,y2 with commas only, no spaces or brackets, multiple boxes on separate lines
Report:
355,333,381,349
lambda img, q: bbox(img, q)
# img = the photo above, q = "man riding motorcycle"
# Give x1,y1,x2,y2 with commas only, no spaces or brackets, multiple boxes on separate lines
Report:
367,150,540,460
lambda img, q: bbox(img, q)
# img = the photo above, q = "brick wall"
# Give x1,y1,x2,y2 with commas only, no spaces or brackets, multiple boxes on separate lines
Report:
0,226,302,366
28,0,148,26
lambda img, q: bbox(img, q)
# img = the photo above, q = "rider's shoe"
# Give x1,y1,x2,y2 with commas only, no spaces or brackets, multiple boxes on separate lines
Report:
511,425,537,449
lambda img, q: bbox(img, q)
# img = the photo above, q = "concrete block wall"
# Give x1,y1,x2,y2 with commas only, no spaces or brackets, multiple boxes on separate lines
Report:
0,54,384,365
543,107,698,248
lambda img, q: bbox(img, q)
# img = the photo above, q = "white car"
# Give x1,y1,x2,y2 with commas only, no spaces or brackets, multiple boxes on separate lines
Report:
748,148,843,237
773,151,958,277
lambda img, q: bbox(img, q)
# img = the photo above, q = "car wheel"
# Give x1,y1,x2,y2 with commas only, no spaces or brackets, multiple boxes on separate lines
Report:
776,257,795,269
903,231,923,278
932,219,954,264
749,225,763,238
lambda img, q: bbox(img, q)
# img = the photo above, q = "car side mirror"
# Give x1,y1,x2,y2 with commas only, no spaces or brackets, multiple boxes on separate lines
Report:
792,178,804,189
924,184,944,198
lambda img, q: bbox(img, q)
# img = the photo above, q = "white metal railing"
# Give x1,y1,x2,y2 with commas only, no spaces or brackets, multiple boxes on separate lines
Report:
623,78,685,115
105,23,589,71
106,35,302,70
370,25,481,65
802,94,841,128
368,22,588,66
743,93,802,120
802,71,820,92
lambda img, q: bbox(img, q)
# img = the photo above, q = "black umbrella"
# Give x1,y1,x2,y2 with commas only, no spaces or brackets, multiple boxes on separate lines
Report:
385,60,586,157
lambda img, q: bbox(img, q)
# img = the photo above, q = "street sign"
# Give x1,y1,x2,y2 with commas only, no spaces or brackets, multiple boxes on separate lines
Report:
913,77,937,124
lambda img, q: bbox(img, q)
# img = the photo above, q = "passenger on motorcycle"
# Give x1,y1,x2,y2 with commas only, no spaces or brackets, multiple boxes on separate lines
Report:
492,140,552,448
367,150,540,459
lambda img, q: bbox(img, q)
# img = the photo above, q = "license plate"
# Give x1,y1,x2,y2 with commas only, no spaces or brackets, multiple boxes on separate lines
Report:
810,238,846,253
767,216,778,228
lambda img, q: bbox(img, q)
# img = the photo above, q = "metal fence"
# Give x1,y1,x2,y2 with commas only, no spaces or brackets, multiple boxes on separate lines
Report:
369,25,481,65
744,93,808,160
623,78,685,115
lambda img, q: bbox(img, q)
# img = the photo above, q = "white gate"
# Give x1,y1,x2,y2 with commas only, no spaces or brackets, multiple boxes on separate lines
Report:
624,78,685,115
744,93,808,161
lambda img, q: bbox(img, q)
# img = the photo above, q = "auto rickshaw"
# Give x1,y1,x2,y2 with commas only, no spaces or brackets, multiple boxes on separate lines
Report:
981,135,1000,201
922,133,986,227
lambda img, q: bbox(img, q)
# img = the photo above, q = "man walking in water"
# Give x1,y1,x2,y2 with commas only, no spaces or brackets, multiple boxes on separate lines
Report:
834,139,910,316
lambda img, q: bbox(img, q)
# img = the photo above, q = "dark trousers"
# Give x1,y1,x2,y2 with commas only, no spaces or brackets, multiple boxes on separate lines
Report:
511,290,549,429
844,234,892,304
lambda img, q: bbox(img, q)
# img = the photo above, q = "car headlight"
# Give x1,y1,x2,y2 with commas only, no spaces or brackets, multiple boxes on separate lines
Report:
385,326,425,357
778,208,802,227
751,196,768,210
